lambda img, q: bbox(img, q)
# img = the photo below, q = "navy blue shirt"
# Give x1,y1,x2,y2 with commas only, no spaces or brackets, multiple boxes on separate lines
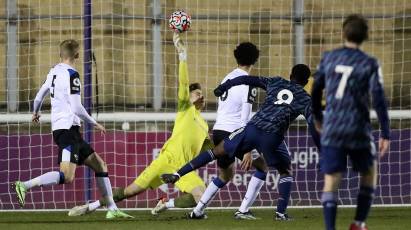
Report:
216,76,312,135
312,47,390,149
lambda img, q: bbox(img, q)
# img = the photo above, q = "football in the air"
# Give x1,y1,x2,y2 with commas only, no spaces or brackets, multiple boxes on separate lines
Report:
169,10,191,33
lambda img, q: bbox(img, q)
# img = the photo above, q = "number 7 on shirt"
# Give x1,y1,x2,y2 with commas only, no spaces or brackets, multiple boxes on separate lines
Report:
335,65,353,99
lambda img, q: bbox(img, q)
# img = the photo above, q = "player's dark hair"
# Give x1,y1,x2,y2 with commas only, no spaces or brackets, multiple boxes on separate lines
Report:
60,39,80,60
343,14,368,44
234,42,259,66
290,64,311,86
189,82,201,92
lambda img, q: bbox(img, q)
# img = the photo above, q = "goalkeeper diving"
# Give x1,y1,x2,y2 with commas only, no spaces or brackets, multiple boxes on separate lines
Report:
69,33,211,216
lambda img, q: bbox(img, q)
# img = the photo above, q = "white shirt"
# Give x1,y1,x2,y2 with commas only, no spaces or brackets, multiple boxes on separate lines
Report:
33,63,96,131
213,68,256,132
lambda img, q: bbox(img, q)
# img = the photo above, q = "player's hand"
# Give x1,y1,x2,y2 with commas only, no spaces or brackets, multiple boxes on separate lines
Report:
314,120,322,133
94,123,106,136
173,32,187,61
161,173,180,184
32,113,41,124
214,85,225,97
240,152,253,171
378,138,390,158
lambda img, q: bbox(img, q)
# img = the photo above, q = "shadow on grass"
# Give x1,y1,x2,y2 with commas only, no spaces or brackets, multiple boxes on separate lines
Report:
0,214,188,224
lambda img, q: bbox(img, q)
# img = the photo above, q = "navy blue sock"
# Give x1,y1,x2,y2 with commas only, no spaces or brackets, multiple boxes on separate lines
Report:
322,192,337,230
254,170,267,180
95,172,109,177
355,186,375,222
213,177,227,188
177,150,215,177
58,171,65,184
276,175,293,214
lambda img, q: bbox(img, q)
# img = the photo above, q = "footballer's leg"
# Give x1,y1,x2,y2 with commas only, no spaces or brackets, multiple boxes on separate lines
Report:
190,151,259,219
235,156,268,220
349,147,377,230
275,166,294,221
153,169,206,215
154,192,199,216
13,163,71,208
214,125,265,219
189,130,235,217
12,142,76,207
59,161,77,183
82,152,133,219
146,154,203,215
201,125,262,220
161,126,248,184
158,184,205,215
322,173,342,230
190,163,233,218
87,183,146,214
321,146,346,230
273,141,294,221
236,129,287,220
71,175,146,217
75,168,150,217
70,154,167,217
349,164,376,230
155,172,206,216
161,141,227,183
92,182,146,213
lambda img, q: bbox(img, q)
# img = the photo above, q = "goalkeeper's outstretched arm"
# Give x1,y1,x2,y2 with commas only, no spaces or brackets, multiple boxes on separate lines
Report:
174,33,190,111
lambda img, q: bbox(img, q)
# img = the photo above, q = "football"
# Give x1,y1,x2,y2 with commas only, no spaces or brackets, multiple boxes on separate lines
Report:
169,10,191,33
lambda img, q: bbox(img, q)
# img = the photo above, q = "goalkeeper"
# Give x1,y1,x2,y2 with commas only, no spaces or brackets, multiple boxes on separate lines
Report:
69,33,209,216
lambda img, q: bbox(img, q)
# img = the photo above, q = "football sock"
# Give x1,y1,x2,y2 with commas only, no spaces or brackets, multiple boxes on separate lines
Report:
88,200,101,211
177,150,215,177
354,186,375,223
99,187,126,207
95,172,117,211
238,170,266,213
23,171,65,190
165,198,175,208
276,175,293,214
193,177,227,215
322,191,337,230
174,193,197,208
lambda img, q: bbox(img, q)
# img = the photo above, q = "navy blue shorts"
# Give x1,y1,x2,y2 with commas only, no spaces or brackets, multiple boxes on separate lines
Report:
212,129,236,169
321,144,376,174
223,123,290,170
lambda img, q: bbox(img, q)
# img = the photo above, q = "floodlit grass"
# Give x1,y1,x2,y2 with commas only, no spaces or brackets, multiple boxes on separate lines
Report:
0,207,409,230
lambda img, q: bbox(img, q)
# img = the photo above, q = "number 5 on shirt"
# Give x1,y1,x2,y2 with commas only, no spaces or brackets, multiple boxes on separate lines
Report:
50,75,57,98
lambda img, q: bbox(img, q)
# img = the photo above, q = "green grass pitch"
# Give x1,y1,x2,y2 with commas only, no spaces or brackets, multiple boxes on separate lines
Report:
0,207,409,230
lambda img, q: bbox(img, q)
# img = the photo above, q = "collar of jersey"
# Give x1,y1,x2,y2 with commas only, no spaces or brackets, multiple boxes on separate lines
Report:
58,62,77,71
233,68,249,76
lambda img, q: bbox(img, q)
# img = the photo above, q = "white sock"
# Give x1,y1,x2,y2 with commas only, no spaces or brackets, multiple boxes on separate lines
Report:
96,176,117,211
193,181,220,215
238,176,265,213
165,198,175,208
23,171,62,190
88,200,101,211
355,221,365,227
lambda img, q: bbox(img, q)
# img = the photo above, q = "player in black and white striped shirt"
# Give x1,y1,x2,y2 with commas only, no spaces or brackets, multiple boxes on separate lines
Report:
12,40,131,219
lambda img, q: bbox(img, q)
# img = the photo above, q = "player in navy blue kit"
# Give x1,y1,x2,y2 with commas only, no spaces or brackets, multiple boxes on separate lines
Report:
311,15,390,230
161,64,320,219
